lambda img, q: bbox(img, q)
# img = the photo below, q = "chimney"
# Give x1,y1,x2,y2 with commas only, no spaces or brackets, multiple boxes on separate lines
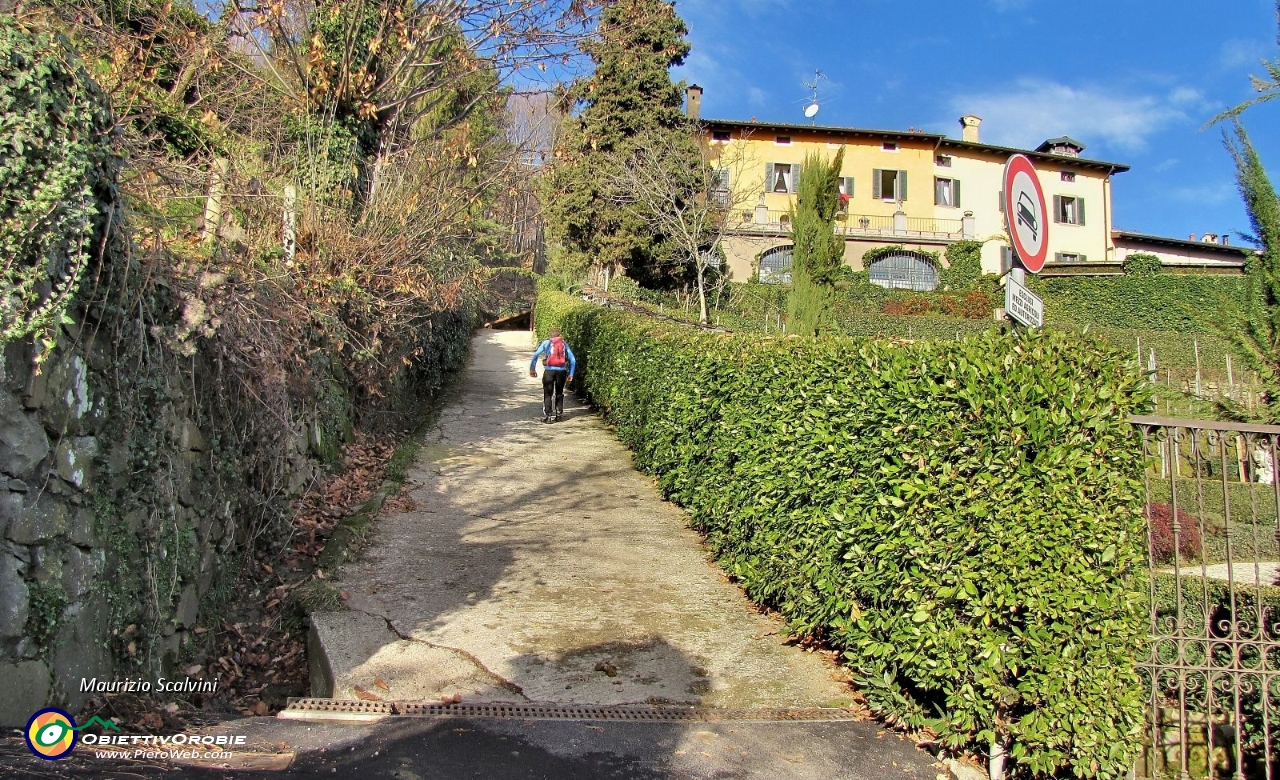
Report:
1222,234,1230,246
1189,234,1197,242
686,84,703,120
960,115,982,143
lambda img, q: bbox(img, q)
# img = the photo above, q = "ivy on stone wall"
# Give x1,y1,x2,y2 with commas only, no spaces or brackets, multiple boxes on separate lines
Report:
0,19,114,353
1029,274,1248,333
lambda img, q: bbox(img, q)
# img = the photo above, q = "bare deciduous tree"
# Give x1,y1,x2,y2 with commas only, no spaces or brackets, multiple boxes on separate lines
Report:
608,128,756,324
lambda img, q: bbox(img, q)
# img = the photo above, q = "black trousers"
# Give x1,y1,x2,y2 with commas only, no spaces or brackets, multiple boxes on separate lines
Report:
542,369,568,417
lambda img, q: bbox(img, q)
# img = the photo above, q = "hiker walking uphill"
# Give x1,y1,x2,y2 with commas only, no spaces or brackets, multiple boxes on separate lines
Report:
530,329,576,423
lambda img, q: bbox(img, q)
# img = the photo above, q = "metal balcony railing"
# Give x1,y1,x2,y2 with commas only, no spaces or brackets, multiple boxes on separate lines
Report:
729,210,965,240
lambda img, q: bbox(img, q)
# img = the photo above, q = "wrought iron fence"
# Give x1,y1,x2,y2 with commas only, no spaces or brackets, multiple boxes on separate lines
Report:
1132,416,1280,780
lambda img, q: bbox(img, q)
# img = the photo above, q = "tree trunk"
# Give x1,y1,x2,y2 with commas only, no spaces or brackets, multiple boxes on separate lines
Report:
696,263,708,324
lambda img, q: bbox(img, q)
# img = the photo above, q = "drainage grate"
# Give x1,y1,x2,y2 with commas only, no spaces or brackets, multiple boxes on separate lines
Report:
284,698,395,715
282,699,862,723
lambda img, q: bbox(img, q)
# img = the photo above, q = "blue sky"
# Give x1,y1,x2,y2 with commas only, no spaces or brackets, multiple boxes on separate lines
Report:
670,0,1280,242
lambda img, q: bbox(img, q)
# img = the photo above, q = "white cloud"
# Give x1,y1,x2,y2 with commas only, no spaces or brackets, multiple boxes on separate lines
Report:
1219,38,1268,71
748,86,767,107
1154,158,1180,173
946,78,1195,152
1169,182,1237,206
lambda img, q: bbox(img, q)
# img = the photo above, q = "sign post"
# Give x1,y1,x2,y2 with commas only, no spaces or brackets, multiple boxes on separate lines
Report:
1001,154,1048,328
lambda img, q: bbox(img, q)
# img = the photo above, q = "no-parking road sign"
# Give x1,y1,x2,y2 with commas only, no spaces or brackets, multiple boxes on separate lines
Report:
1003,154,1049,273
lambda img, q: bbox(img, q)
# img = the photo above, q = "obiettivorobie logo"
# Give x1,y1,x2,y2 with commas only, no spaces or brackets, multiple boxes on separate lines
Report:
24,709,120,760
23,709,246,761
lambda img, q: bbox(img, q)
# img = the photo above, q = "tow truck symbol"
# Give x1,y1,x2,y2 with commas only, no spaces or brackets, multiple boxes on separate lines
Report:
1016,191,1039,242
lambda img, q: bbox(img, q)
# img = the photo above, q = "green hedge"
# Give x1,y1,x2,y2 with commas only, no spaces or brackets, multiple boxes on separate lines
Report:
537,279,1153,778
1028,275,1247,333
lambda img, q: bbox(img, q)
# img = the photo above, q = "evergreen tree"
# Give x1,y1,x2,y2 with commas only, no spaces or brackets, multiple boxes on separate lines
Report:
786,148,846,336
541,0,698,284
1223,121,1280,421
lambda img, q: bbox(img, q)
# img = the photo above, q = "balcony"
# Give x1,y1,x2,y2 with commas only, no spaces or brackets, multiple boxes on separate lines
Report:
727,209,968,241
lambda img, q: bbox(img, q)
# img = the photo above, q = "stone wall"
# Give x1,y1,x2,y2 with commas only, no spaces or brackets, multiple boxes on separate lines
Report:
0,308,351,726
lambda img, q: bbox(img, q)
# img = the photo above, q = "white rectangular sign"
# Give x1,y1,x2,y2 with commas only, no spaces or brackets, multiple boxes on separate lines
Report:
1005,276,1044,328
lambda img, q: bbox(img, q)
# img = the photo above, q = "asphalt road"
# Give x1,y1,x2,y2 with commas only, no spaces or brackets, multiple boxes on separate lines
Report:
2,716,948,779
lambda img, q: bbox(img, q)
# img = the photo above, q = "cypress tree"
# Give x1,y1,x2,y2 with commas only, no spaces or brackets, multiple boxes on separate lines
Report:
786,148,846,336
1223,120,1280,421
541,0,698,284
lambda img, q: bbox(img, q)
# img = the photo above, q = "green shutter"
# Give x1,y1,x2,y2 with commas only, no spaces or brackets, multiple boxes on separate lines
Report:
898,170,907,201
1053,195,1063,223
1078,198,1086,226
791,163,802,193
998,190,1005,212
765,163,775,192
953,179,961,208
873,169,883,200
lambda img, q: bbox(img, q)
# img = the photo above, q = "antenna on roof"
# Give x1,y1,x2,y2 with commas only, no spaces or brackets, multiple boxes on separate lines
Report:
802,70,826,124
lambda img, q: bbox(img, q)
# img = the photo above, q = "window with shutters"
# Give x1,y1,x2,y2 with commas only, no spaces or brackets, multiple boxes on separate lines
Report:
776,135,792,145
883,141,898,152
765,163,799,194
1055,252,1087,263
868,251,938,291
712,130,731,142
1054,195,1085,225
936,154,953,167
934,177,960,208
837,177,853,215
1060,171,1076,183
710,169,731,207
873,169,907,201
758,245,793,283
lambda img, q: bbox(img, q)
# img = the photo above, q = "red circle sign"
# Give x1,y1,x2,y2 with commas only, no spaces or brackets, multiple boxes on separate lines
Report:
1003,154,1049,273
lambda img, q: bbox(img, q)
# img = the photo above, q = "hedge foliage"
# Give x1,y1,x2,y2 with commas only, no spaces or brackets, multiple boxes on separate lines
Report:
537,279,1153,778
1121,253,1161,276
1028,275,1247,333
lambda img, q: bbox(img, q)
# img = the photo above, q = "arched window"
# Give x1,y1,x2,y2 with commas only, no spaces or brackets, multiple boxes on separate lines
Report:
758,245,793,283
867,251,938,291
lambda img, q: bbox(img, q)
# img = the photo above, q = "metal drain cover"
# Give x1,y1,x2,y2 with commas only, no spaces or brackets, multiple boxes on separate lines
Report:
279,699,863,724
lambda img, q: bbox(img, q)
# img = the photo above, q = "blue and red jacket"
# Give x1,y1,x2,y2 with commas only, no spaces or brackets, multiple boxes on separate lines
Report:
531,337,577,374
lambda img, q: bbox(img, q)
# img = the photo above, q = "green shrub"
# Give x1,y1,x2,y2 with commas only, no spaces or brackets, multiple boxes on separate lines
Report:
537,285,1152,778
1028,275,1246,333
1121,252,1161,276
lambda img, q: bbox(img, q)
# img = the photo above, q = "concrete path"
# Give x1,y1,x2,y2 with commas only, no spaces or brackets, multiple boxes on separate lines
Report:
322,330,855,708
287,330,945,779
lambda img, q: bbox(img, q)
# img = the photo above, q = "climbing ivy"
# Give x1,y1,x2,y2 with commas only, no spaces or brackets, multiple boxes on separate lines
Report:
941,239,985,289
0,19,114,353
1028,274,1248,333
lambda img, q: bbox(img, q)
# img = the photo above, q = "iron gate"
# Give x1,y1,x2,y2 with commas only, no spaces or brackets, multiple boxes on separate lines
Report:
1132,416,1280,780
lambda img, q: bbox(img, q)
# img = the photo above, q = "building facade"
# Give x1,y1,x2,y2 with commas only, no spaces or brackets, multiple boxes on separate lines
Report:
693,86,1133,288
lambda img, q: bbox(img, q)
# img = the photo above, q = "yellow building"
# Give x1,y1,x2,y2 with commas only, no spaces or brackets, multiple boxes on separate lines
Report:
689,86,1131,288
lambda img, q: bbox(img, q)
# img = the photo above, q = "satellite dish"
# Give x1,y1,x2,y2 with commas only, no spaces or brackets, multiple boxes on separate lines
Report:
804,102,820,119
